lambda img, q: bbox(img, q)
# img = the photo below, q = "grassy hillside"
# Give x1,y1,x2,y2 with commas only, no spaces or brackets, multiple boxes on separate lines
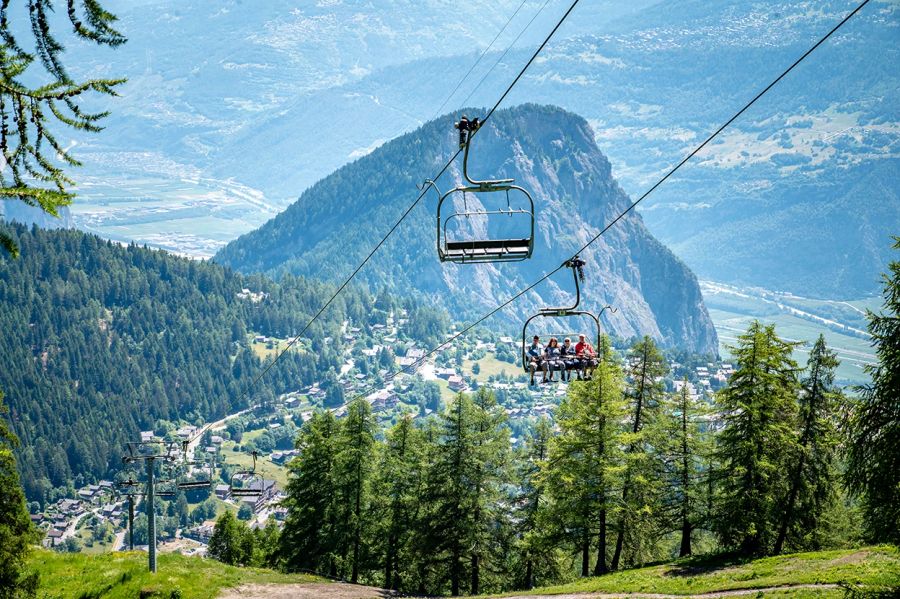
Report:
30,549,322,599
510,546,899,598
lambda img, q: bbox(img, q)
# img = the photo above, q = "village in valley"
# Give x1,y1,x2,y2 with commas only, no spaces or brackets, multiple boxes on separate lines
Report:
33,292,736,557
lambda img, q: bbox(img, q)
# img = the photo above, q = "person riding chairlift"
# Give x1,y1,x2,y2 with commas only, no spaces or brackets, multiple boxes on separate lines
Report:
575,333,598,380
543,337,565,383
527,335,548,386
561,337,578,382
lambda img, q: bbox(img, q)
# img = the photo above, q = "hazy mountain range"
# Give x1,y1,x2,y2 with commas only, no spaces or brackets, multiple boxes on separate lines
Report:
6,0,897,297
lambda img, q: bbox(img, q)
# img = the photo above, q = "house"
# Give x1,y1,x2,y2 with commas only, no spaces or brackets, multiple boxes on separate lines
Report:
140,431,155,443
214,484,231,500
447,375,467,392
46,528,64,546
176,425,198,440
210,435,224,445
406,348,426,360
435,367,456,380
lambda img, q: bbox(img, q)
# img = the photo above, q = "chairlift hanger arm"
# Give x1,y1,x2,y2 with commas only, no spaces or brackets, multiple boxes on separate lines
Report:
539,255,586,315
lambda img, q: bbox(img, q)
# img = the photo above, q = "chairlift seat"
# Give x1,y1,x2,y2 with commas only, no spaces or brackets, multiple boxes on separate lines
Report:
177,481,212,490
443,238,532,262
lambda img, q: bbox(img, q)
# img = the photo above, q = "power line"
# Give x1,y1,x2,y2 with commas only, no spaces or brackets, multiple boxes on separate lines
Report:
217,0,584,422
345,0,873,402
432,0,531,119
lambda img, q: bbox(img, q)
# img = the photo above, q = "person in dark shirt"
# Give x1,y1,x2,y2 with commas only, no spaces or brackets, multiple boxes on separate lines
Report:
543,337,564,383
560,337,578,382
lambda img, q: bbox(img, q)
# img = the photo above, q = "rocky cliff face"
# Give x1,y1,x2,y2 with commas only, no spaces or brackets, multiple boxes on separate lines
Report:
216,104,718,354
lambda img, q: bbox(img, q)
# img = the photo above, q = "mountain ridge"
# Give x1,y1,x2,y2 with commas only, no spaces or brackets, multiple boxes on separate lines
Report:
215,104,718,354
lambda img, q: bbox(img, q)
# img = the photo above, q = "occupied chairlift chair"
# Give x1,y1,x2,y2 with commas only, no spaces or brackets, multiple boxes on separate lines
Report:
521,256,615,375
229,450,264,497
424,115,536,263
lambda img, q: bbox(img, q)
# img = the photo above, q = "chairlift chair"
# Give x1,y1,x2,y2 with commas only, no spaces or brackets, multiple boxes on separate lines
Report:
175,441,215,491
426,115,536,263
521,256,614,375
229,451,264,497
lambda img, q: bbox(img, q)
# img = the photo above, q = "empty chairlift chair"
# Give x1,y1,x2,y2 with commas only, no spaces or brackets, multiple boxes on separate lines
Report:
425,115,536,263
229,451,264,497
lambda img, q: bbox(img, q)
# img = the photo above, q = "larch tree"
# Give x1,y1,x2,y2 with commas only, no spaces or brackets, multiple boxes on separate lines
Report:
0,391,37,598
1,0,125,257
542,339,626,576
372,414,426,591
715,321,800,555
514,417,553,590
774,334,842,553
611,336,668,570
844,238,900,544
280,410,340,575
659,378,712,557
334,398,376,583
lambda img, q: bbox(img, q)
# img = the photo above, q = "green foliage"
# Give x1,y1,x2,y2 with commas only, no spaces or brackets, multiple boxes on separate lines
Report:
0,224,364,501
540,345,627,576
0,1,125,256
715,321,801,555
844,238,900,544
0,390,38,598
30,548,321,599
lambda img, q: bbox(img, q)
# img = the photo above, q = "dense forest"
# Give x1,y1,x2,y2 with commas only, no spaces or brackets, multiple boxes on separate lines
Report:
0,224,444,503
207,317,897,596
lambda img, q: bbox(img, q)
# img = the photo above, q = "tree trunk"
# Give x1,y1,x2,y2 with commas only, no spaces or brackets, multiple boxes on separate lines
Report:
581,532,590,577
451,545,461,596
525,557,534,589
679,519,692,557
385,534,394,589
594,508,608,575
471,551,480,595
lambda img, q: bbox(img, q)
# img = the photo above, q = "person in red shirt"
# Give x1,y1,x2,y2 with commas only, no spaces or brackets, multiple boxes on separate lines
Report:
574,334,598,380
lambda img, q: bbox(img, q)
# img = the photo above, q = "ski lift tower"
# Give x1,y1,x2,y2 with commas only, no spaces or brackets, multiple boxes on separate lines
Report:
121,439,178,573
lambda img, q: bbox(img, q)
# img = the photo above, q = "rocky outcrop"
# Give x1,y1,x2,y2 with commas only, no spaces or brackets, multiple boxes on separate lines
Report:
216,104,718,354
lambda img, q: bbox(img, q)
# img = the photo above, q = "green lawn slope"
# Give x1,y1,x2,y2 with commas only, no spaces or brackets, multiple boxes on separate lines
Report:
30,550,323,599
505,546,899,597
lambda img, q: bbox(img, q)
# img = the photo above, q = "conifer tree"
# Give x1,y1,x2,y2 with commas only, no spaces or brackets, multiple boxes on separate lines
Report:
515,417,553,590
715,321,800,555
468,387,509,595
420,393,474,596
0,1,125,257
334,398,376,583
372,414,426,590
774,335,842,553
659,379,712,557
844,238,900,544
208,510,244,566
612,336,668,569
280,410,340,575
542,339,626,576
0,390,37,598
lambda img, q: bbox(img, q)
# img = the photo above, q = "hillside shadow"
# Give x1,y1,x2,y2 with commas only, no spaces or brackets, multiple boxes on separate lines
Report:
663,551,754,577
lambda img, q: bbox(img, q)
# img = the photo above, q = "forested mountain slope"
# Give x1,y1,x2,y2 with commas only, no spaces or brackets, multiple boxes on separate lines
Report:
0,224,380,501
216,105,718,353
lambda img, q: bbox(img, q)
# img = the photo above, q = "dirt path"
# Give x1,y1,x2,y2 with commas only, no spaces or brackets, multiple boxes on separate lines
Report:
217,582,393,599
218,582,841,598
500,583,841,598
